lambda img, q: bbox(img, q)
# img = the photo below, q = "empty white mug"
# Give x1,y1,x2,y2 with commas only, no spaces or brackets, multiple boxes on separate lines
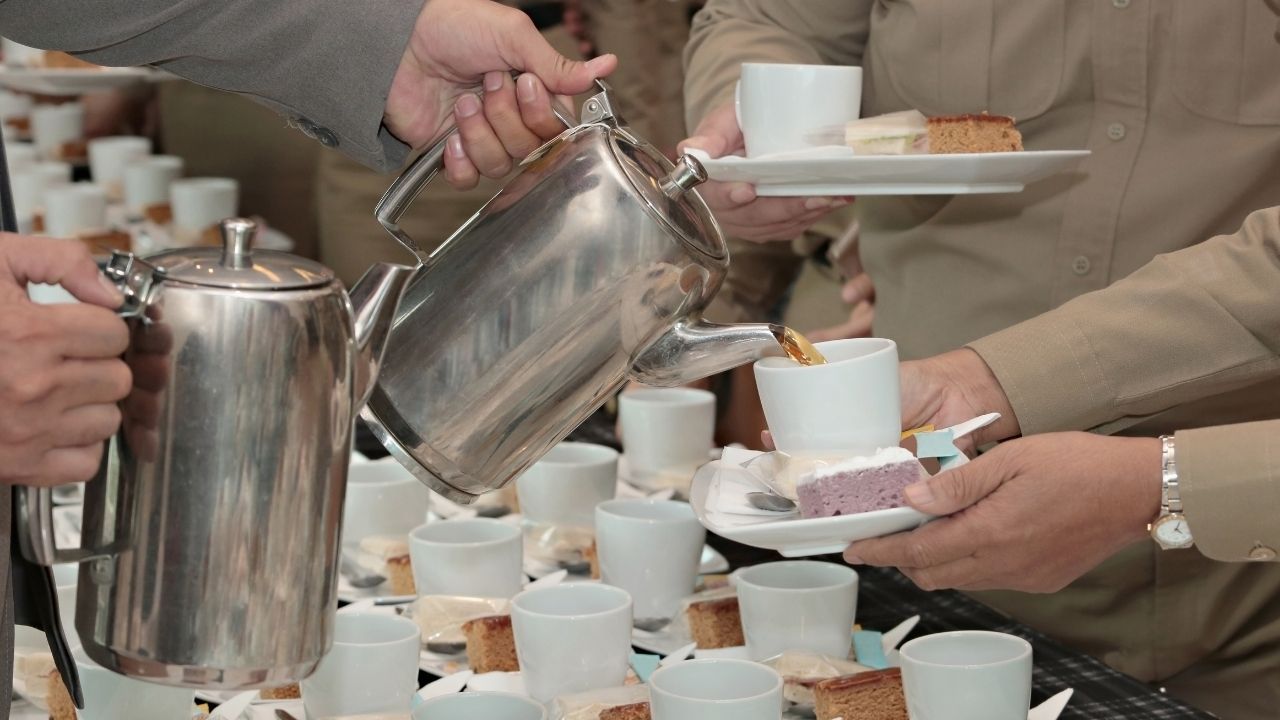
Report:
43,182,107,239
595,499,705,623
648,659,784,720
342,456,432,550
75,647,194,720
412,691,547,720
618,387,715,488
30,103,83,160
734,560,858,661
5,139,36,171
409,518,524,598
123,155,183,216
511,583,633,702
87,136,150,201
900,631,1033,720
170,176,238,242
517,441,618,529
754,338,900,457
302,613,422,718
736,63,862,157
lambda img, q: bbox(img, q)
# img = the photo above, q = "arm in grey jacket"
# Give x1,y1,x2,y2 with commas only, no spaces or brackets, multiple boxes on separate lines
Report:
0,0,423,171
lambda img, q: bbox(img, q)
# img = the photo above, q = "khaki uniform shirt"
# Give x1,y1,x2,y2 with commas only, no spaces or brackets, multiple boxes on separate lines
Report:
685,1,1280,716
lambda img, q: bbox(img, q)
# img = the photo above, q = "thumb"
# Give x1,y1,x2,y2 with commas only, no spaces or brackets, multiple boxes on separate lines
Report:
902,454,1006,516
678,102,742,158
0,234,123,308
506,22,616,97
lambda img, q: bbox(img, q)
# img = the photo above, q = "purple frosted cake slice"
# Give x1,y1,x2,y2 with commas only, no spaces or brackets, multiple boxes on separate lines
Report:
796,448,924,519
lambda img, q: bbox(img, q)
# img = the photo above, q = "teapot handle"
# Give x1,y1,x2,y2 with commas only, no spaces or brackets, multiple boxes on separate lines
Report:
375,80,599,263
15,439,120,566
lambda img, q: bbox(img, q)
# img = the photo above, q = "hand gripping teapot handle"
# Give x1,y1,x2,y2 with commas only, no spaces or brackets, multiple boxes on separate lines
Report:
375,80,592,263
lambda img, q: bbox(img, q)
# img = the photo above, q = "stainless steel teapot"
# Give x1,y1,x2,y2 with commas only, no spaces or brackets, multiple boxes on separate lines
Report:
364,81,789,504
16,219,412,689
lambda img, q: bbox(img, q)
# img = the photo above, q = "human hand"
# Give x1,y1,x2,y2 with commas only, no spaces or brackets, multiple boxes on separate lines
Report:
899,348,1020,448
809,236,875,341
0,235,131,486
679,102,851,242
386,0,618,189
843,432,1162,593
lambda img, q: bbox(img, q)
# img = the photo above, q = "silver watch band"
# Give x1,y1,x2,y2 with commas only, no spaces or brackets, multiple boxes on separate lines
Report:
1160,435,1181,514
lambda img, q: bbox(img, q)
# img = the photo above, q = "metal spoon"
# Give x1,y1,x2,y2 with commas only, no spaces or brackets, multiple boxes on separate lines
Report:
558,558,593,575
475,504,511,518
745,491,797,513
339,551,385,589
425,639,467,655
633,617,672,633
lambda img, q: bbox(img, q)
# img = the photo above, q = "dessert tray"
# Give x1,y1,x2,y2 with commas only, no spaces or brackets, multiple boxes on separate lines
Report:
0,66,168,95
687,147,1090,197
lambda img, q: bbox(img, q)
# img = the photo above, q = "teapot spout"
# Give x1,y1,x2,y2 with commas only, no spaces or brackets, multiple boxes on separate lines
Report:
630,317,787,387
349,263,415,408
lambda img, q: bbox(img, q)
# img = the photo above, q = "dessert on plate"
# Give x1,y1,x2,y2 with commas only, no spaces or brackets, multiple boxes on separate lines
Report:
685,595,744,649
599,702,652,720
795,447,925,519
814,667,908,720
259,682,301,700
927,113,1023,153
763,650,873,709
461,614,520,672
833,109,1023,155
357,535,415,595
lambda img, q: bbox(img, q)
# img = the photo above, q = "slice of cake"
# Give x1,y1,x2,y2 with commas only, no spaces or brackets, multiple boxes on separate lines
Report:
584,540,601,580
926,113,1022,154
47,669,77,720
796,448,924,519
41,51,99,70
259,683,301,700
686,596,744,649
462,614,520,673
358,535,414,595
599,702,652,720
814,668,908,720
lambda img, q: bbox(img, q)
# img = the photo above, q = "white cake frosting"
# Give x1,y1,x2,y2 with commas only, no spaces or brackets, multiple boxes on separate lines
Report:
800,446,920,486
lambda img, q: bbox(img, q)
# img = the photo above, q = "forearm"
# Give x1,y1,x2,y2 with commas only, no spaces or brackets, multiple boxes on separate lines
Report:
1178,420,1280,562
969,206,1280,435
0,0,420,171
683,0,872,132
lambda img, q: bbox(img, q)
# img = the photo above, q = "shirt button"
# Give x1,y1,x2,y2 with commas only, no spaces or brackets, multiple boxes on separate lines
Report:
1107,122,1127,141
1248,545,1277,561
1072,256,1091,275
1113,0,1131,8
315,127,339,148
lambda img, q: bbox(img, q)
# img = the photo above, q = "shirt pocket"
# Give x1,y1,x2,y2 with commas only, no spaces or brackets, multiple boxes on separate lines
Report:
865,0,1065,121
1171,0,1280,125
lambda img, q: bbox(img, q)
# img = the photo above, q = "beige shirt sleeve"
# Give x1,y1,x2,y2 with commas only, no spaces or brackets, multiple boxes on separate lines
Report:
684,0,874,134
1177,420,1280,562
968,205,1280,435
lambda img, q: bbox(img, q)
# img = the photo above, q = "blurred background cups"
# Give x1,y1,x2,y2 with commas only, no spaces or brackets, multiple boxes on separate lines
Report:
736,63,862,158
412,691,547,720
754,338,900,457
43,182,107,239
342,457,431,550
734,560,858,660
5,139,36,171
75,647,194,720
31,103,84,160
11,162,70,233
171,176,238,244
123,155,183,219
618,388,715,489
1,38,44,67
87,136,150,201
511,583,633,702
648,658,784,720
899,631,1033,720
408,518,524,598
302,613,421,718
595,499,705,624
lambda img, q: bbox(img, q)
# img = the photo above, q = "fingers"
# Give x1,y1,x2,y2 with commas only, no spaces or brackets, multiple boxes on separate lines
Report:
502,9,615,96
47,303,130,359
760,430,776,451
807,301,874,342
0,234,122,308
900,557,991,592
31,442,105,486
453,92,512,178
902,451,1008,516
55,403,123,448
51,358,132,409
443,134,480,190
679,103,743,158
844,516,979,570
516,74,568,139
482,72,544,159
842,273,875,304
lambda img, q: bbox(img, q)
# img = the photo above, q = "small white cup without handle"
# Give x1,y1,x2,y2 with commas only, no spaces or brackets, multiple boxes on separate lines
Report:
594,498,705,621
516,441,618,528
300,613,422,718
342,457,432,550
618,387,715,482
734,560,858,661
510,582,634,702
408,518,524,599
899,630,1033,720
648,658,785,720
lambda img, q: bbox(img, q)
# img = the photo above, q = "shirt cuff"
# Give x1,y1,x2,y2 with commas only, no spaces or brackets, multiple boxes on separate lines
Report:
1177,421,1280,562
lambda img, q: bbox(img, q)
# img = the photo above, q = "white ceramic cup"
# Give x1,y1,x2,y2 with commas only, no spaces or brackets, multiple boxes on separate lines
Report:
302,613,422,718
618,388,715,482
734,560,858,661
87,136,150,201
30,103,83,159
899,631,1033,720
412,691,548,720
5,140,36,171
754,338,900,457
11,162,69,230
736,63,862,158
342,457,432,550
511,583,633,702
2,38,44,67
170,176,238,237
517,441,619,528
43,182,107,238
123,155,183,215
649,658,784,720
409,518,524,598
594,499,705,622
75,647,195,720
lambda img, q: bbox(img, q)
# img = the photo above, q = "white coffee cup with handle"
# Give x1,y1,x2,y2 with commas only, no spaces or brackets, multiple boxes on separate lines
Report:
899,630,1033,720
649,658,784,720
409,518,524,598
511,583,633,702
594,498,705,623
736,63,862,158
301,613,422,718
734,560,858,661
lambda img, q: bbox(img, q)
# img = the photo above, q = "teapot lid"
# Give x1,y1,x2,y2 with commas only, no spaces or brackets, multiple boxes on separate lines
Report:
147,218,334,289
609,136,725,262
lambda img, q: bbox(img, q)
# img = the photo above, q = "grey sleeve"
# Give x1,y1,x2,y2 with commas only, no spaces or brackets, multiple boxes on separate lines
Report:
0,0,423,172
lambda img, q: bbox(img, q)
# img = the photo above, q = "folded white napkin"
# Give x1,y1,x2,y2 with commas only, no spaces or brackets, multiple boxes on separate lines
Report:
685,145,856,165
703,447,795,530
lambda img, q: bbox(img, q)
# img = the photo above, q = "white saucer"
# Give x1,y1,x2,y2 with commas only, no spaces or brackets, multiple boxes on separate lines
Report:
693,149,1090,197
0,66,167,95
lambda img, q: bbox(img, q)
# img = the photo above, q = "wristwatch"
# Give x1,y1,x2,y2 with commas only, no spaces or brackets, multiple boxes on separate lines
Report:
1149,435,1194,550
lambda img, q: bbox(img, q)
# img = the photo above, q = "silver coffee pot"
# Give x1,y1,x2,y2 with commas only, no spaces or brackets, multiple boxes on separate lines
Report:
16,219,412,689
365,81,790,504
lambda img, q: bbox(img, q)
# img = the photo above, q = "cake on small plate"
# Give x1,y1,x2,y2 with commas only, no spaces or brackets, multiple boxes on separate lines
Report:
814,667,908,720
462,614,520,673
796,447,925,519
259,683,301,700
358,535,415,595
599,702,652,720
927,113,1023,153
685,595,744,649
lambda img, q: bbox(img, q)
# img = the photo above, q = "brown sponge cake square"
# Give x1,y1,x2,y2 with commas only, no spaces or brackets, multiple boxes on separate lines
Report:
462,614,520,673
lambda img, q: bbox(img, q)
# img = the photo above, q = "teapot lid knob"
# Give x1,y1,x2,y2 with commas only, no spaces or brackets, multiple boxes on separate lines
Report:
219,218,256,269
659,153,709,199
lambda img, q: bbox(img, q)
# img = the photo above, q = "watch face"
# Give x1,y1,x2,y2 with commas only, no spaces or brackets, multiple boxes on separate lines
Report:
1155,516,1194,548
